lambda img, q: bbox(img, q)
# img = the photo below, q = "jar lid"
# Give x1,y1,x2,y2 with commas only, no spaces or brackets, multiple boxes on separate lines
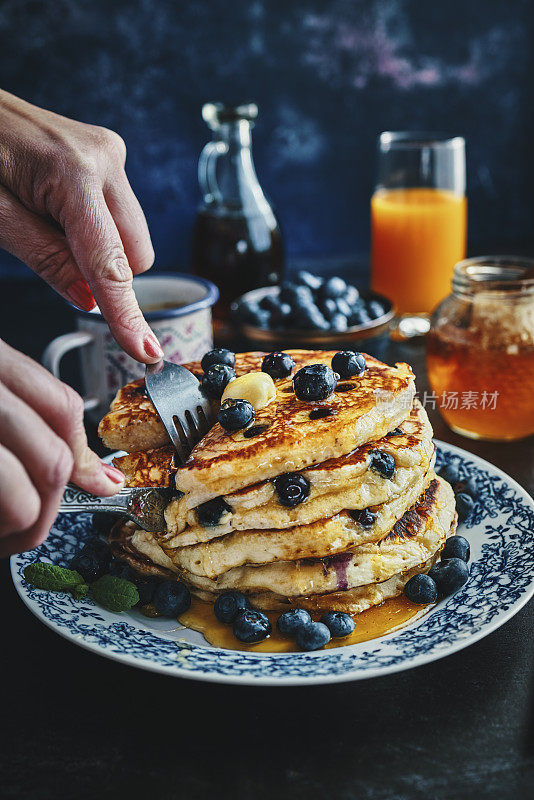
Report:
453,256,534,296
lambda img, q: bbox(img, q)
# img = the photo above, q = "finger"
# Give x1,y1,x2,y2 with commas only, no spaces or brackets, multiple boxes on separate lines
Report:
0,443,41,540
104,172,154,275
0,184,95,311
62,183,163,363
0,341,125,496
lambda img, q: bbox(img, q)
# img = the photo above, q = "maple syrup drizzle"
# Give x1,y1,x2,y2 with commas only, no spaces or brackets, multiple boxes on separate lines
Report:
178,595,430,653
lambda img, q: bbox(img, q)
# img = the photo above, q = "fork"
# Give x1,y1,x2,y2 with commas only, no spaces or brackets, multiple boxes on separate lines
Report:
144,360,215,464
58,484,172,532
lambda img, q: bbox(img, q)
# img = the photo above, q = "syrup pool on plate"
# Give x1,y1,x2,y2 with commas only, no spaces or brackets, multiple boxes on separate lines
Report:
178,595,430,653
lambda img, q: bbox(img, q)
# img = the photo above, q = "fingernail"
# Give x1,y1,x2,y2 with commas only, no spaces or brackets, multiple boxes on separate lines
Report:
102,463,125,484
144,333,164,360
67,280,95,311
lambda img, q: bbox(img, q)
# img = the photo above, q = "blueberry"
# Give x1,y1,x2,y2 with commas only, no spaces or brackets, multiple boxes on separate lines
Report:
201,348,235,372
366,300,386,320
218,398,255,432
259,294,281,313
369,450,396,479
294,302,329,330
293,364,338,401
296,621,331,651
153,580,191,616
201,364,236,399
262,352,295,379
271,301,292,328
319,298,338,321
441,535,470,562
273,472,311,507
456,492,475,522
349,508,377,528
345,285,360,305
330,313,348,332
279,281,313,306
454,476,478,500
403,573,438,604
296,270,323,291
233,299,268,326
331,351,366,379
108,558,136,582
348,308,372,327
214,591,249,624
196,497,232,526
136,578,159,606
438,462,460,486
428,558,470,597
276,608,312,637
69,551,103,583
335,298,352,317
320,611,355,638
321,276,347,299
233,609,272,643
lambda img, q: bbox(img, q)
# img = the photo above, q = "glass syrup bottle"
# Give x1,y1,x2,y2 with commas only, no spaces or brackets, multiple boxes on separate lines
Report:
191,102,284,318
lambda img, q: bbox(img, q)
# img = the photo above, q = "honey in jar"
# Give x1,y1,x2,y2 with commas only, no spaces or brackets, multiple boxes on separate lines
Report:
426,257,534,441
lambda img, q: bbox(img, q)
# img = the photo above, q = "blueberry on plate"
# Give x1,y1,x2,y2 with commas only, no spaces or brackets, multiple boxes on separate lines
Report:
335,297,352,317
293,364,338,401
136,578,159,606
428,558,469,597
320,611,355,638
441,535,470,563
259,294,282,313
232,299,270,327
331,351,366,379
321,276,347,299
369,450,396,479
196,496,232,527
201,364,236,399
454,476,478,500
438,462,460,486
366,300,386,320
218,398,255,432
279,281,314,306
403,573,438,604
262,351,295,379
349,508,377,528
214,591,249,624
330,313,348,332
296,270,323,291
108,558,136,582
270,301,292,328
345,285,360,305
201,348,236,372
456,492,475,522
273,472,311,507
319,298,338,321
153,580,191,616
348,308,371,327
276,608,311,637
233,609,272,643
296,621,331,651
69,550,103,583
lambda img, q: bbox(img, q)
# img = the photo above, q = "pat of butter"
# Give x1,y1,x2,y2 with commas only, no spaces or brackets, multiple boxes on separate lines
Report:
221,371,276,411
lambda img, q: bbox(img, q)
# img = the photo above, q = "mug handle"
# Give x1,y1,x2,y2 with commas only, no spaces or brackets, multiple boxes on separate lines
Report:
42,331,99,412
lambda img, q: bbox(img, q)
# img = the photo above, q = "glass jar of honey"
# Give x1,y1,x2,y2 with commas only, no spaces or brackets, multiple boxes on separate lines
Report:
426,256,534,441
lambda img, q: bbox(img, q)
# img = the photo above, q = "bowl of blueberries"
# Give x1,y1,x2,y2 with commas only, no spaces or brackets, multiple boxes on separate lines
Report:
231,270,394,346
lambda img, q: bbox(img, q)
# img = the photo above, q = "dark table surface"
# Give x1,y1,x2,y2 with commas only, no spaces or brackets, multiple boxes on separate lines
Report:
1,279,533,800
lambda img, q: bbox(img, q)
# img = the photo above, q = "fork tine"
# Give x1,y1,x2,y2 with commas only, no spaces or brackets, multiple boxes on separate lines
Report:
177,414,196,450
196,405,210,435
186,409,201,440
171,416,189,464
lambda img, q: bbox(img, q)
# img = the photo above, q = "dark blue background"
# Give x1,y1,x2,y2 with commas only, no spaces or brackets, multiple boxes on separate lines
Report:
1,0,533,282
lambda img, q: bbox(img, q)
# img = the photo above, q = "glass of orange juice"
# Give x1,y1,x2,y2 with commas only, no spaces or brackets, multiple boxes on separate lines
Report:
371,132,467,338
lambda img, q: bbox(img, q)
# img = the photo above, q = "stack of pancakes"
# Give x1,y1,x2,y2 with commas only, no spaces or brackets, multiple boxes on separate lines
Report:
99,350,457,615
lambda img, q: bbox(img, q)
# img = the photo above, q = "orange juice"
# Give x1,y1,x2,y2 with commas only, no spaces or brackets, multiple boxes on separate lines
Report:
371,188,467,314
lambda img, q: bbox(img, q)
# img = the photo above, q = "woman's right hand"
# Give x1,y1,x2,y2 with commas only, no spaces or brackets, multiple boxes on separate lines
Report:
0,339,125,557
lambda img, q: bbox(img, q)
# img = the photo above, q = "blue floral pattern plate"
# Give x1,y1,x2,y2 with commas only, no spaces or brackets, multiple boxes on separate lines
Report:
11,442,534,686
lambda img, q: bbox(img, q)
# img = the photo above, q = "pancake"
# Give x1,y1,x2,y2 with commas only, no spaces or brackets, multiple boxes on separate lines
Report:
165,400,432,539
113,446,176,487
173,351,415,509
175,477,455,597
161,463,435,578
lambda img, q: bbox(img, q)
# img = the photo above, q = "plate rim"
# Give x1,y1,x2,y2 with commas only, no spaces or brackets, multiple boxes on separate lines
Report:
10,440,534,686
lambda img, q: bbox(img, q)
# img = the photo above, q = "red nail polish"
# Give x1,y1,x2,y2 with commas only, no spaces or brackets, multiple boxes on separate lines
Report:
67,280,95,311
144,333,164,360
102,463,125,484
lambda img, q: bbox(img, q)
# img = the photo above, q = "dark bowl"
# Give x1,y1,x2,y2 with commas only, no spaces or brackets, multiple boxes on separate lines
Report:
232,286,395,347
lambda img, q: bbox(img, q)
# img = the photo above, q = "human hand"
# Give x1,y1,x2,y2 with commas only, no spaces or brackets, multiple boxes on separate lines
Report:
0,89,163,362
0,339,125,557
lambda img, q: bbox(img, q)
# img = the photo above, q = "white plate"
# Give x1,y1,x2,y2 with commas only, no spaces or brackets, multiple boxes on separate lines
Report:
11,442,534,686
